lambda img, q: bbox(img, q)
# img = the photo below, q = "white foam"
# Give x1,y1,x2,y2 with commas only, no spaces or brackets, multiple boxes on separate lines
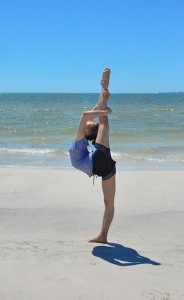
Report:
0,148,56,154
111,152,121,157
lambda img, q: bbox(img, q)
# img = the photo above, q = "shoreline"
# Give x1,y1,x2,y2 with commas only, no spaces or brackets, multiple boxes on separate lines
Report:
0,163,184,171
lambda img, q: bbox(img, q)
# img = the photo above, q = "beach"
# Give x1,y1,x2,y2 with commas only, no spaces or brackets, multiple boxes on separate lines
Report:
0,168,184,299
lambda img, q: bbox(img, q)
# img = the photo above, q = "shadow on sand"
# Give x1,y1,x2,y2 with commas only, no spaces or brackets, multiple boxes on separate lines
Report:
92,243,161,266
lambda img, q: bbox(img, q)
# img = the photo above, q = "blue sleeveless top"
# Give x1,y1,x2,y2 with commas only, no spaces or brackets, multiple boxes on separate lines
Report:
69,138,93,177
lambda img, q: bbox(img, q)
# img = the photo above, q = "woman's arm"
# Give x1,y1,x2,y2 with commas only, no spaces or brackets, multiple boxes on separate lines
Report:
86,105,97,121
76,107,112,141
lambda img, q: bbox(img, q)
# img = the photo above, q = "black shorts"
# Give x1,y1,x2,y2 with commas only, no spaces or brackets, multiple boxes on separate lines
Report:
92,143,116,181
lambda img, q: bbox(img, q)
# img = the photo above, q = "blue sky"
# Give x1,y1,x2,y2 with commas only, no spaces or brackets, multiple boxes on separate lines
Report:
0,0,184,93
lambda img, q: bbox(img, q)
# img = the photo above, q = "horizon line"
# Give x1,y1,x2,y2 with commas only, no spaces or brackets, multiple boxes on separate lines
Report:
1,91,184,94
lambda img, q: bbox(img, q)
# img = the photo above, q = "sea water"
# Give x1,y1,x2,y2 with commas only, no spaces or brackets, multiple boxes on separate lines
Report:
0,93,184,170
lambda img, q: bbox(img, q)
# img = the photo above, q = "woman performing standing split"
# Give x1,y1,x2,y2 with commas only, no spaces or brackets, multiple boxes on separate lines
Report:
69,68,116,243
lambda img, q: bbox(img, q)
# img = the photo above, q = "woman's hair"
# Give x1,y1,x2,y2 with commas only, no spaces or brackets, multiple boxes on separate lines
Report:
85,122,99,145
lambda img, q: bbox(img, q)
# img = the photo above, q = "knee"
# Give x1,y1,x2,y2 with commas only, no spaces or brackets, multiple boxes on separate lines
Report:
104,197,114,209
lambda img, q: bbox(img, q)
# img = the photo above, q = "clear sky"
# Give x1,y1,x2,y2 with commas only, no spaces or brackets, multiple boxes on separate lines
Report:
0,0,184,93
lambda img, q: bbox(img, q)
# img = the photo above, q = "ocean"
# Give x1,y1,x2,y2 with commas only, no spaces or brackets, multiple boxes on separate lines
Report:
0,93,184,170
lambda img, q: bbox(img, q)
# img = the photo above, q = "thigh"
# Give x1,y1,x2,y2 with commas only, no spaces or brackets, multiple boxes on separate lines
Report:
92,150,108,176
102,174,116,203
95,120,110,148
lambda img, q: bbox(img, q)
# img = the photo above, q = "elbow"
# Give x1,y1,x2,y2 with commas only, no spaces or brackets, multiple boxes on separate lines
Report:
82,112,88,119
82,112,90,121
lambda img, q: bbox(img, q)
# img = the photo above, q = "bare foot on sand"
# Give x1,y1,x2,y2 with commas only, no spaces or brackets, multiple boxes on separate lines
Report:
87,235,107,243
100,68,111,90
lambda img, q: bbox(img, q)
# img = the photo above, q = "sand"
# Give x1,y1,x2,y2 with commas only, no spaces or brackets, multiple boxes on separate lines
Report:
0,168,184,300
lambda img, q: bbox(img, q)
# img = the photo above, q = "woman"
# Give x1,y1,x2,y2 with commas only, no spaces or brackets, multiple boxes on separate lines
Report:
69,68,116,243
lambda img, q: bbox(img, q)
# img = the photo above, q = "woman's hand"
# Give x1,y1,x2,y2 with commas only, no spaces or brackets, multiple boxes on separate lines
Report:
106,107,112,114
102,88,110,100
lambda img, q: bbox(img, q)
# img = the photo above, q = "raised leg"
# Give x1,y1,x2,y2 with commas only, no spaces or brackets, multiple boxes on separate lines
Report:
95,117,110,148
100,67,111,90
95,68,111,148
97,67,111,111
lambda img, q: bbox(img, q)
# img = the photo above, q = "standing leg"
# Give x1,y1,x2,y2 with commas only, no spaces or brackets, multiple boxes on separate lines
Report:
88,174,116,243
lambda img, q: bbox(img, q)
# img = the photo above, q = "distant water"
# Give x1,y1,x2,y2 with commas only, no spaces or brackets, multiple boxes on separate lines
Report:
0,93,184,170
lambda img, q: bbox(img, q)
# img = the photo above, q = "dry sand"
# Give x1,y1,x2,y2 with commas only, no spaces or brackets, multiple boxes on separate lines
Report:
0,168,184,300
